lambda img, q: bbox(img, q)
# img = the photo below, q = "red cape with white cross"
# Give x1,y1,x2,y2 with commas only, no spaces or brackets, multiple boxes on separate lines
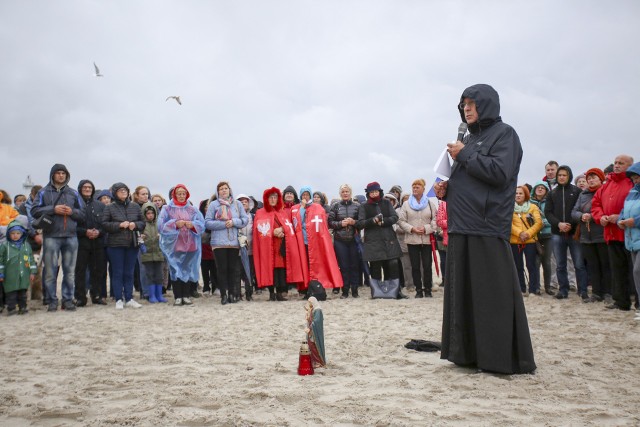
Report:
303,203,343,290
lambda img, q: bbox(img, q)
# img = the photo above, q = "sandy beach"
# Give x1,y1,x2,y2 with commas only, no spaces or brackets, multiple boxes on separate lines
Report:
1,280,639,426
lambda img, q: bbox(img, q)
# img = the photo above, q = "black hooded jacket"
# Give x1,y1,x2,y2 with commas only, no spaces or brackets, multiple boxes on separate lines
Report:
76,179,105,240
544,165,581,235
31,163,85,237
445,84,523,241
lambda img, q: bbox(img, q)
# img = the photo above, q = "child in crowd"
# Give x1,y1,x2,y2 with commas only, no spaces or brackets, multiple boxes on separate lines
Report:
0,220,36,315
140,202,167,303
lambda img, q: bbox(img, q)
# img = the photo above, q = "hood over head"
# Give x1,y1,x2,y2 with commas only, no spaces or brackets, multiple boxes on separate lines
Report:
77,179,95,199
557,165,574,184
299,186,312,202
626,162,640,179
532,180,550,194
172,184,190,206
110,182,130,205
49,163,70,187
354,194,366,204
262,187,283,212
458,84,501,133
6,219,27,244
95,189,112,202
282,185,300,204
141,201,157,221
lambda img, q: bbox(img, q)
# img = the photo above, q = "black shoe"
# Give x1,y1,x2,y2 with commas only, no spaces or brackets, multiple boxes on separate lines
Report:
590,295,603,303
62,300,76,311
581,293,591,303
352,291,359,298
47,303,57,312
545,289,556,296
221,295,229,305
269,293,276,301
245,293,253,301
92,298,107,305
424,291,433,298
606,303,631,311
332,289,340,295
76,299,87,307
554,293,568,300
340,293,349,299
397,291,409,300
191,291,201,299
415,291,424,298
532,290,542,296
18,307,28,315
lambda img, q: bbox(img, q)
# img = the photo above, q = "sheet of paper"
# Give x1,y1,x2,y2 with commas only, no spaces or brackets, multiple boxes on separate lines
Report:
433,147,452,179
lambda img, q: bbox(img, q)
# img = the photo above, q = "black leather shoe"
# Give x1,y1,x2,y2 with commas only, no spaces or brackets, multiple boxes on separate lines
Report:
606,303,630,311
221,295,229,305
545,289,555,296
397,291,409,300
92,298,107,305
554,293,568,299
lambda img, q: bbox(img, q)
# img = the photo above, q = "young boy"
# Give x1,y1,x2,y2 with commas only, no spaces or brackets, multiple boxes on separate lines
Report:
0,220,36,315
140,202,167,303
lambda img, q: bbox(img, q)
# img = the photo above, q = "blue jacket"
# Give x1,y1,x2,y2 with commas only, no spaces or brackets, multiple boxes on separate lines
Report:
621,162,640,252
31,164,85,238
205,188,248,248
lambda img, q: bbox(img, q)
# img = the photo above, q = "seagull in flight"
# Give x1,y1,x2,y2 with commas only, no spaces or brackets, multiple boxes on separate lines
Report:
166,96,182,105
93,62,103,77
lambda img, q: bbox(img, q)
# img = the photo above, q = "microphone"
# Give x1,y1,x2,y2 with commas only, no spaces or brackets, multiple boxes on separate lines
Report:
456,123,468,143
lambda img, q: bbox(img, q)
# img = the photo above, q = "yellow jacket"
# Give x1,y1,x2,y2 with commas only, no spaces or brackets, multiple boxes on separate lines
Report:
510,203,543,245
0,203,19,226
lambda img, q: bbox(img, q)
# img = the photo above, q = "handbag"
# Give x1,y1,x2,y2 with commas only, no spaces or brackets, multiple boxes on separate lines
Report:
535,241,544,256
369,277,400,299
32,190,65,232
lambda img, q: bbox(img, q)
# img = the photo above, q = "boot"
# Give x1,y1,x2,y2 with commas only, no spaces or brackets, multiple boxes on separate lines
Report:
268,286,276,301
415,290,424,298
245,290,253,301
156,285,168,303
221,291,229,305
276,292,289,301
148,285,159,303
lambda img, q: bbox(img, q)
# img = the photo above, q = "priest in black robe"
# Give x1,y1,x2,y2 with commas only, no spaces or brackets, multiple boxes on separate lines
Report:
435,84,536,375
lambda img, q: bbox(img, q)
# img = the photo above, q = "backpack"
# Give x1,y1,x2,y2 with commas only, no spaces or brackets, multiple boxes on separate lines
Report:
308,280,327,301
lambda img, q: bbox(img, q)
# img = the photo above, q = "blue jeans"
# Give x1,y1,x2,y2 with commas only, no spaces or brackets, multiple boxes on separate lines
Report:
551,234,588,296
511,243,540,293
107,246,139,302
43,236,79,304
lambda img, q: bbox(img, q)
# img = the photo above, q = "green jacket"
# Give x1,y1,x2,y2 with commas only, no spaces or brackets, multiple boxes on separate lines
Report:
0,220,36,293
140,202,164,263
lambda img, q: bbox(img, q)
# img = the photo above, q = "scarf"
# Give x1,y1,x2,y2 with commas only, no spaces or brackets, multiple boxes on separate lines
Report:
408,194,429,211
367,195,381,204
514,201,530,214
215,197,233,220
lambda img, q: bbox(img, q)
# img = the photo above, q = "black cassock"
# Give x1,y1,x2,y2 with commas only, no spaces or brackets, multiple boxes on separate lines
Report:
441,234,536,374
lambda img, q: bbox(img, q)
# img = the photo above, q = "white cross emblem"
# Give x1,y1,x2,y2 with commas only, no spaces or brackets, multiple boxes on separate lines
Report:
311,215,323,233
284,219,294,235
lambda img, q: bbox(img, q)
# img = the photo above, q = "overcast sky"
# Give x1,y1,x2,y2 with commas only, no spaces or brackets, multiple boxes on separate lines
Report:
1,1,639,203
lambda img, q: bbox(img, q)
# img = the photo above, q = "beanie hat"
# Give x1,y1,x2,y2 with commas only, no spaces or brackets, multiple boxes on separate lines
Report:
365,181,382,193
585,168,605,183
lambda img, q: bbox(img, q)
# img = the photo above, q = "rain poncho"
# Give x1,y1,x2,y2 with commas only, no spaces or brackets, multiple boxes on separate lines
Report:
158,200,205,282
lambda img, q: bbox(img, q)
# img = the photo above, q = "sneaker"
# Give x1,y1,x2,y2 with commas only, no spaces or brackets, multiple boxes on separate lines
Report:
174,298,183,306
115,300,124,310
182,297,193,306
47,303,57,312
125,299,142,309
62,300,76,311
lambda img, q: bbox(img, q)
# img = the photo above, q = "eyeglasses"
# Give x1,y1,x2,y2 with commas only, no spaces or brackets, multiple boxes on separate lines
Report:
459,101,476,110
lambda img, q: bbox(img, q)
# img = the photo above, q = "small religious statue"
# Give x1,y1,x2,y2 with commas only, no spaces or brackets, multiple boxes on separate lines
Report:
305,297,326,368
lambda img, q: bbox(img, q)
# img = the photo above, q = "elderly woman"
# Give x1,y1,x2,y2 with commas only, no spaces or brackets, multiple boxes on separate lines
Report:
398,179,438,298
328,184,361,298
510,185,543,295
356,181,407,299
101,183,145,309
205,182,248,305
158,184,204,306
571,168,611,302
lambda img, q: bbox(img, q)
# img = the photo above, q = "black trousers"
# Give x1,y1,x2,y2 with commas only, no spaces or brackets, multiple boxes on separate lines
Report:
582,242,612,297
268,267,288,294
608,241,636,309
173,279,196,299
201,259,218,293
369,258,399,281
407,244,433,293
214,248,240,295
75,239,105,302
240,254,256,294
5,289,27,311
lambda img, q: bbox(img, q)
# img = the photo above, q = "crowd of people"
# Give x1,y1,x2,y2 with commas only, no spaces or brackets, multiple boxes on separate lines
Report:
0,156,638,321
2,83,640,379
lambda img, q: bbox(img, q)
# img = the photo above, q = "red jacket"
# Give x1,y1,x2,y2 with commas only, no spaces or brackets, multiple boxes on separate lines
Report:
591,172,633,243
